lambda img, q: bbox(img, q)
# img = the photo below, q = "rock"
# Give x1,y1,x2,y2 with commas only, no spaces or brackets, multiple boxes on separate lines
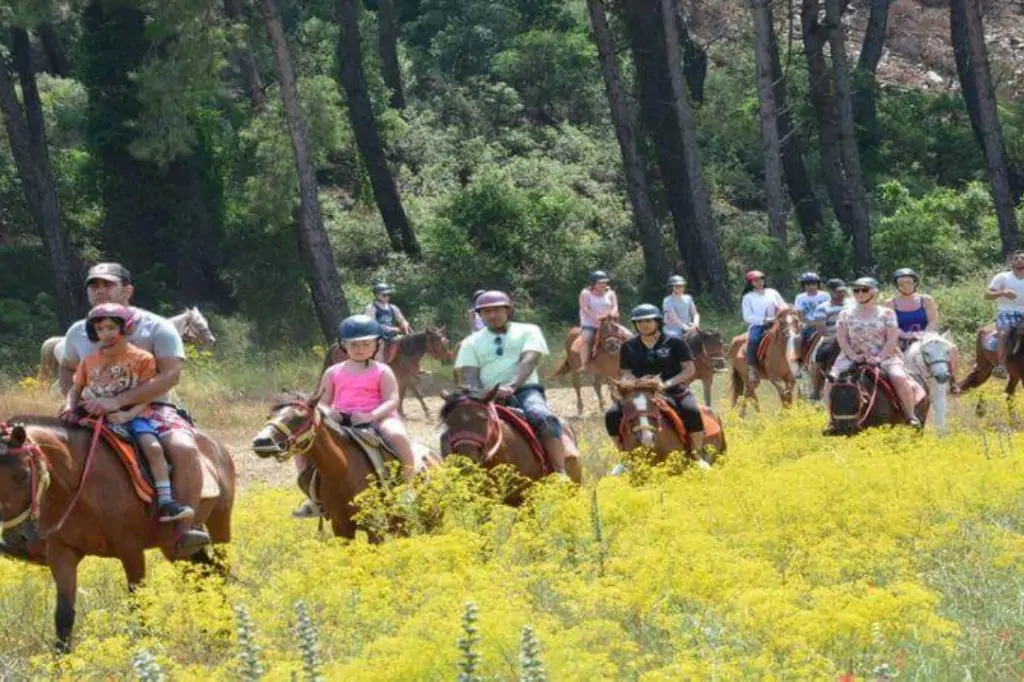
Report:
925,71,944,86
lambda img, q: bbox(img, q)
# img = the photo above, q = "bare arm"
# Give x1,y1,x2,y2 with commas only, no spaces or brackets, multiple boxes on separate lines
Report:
460,367,483,390
880,324,901,359
106,401,149,424
836,321,857,358
59,360,77,397
984,288,1009,300
370,368,400,421
665,360,696,388
62,385,82,415
394,307,412,334
508,351,541,391
317,371,335,407
923,295,939,331
690,302,701,328
608,291,620,319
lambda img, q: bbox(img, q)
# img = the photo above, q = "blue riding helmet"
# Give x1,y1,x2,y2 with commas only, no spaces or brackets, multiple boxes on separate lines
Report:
799,272,821,285
589,270,611,284
337,314,383,342
372,282,394,296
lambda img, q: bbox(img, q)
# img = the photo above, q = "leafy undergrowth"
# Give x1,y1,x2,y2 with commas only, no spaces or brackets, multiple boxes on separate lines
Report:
0,387,1023,680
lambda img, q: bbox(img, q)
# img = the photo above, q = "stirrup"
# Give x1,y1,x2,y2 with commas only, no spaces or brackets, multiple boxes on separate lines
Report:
292,499,325,519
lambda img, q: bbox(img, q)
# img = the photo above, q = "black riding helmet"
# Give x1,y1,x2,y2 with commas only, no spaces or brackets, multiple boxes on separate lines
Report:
892,268,919,285
799,272,822,285
629,304,663,331
825,278,846,292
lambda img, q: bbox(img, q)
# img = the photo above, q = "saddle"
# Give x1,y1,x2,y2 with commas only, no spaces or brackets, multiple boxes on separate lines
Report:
494,404,550,473
75,418,156,505
650,394,722,445
800,331,821,366
320,412,400,484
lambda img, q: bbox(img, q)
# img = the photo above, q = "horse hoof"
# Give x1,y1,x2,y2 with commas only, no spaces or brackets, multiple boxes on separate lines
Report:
172,529,212,559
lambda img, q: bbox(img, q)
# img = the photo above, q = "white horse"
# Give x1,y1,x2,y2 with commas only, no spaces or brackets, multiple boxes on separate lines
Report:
904,332,956,433
38,307,217,383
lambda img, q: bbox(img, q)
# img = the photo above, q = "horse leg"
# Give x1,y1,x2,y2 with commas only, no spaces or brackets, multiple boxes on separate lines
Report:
410,379,431,419
929,379,948,434
397,380,407,420
47,542,83,653
593,375,605,411
572,370,584,416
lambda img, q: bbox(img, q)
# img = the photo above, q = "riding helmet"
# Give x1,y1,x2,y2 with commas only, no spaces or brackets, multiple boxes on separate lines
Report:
799,272,821,285
337,314,383,342
667,275,687,287
745,270,766,283
589,270,611,284
372,282,394,295
892,268,919,284
86,303,136,342
825,278,846,291
473,290,514,311
629,303,663,322
471,289,486,304
851,277,880,291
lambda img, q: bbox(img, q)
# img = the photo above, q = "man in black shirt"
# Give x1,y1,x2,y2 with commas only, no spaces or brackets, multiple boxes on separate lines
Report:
605,303,708,458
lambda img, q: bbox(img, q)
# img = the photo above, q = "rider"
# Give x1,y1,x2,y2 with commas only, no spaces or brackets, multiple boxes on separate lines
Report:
293,314,419,518
455,290,578,477
63,304,194,523
578,270,632,369
58,262,210,554
806,279,849,401
662,275,701,339
794,272,830,346
740,270,788,384
830,277,924,428
605,304,709,465
984,249,1024,377
364,282,412,361
466,289,486,334
885,268,939,350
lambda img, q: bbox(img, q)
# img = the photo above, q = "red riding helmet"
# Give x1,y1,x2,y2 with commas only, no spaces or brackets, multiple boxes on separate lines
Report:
86,303,135,342
745,270,766,283
473,290,514,312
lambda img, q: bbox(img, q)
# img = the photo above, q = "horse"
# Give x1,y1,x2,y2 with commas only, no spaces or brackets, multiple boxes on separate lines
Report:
807,336,840,402
38,307,217,383
682,327,728,406
552,315,629,416
251,391,439,539
904,332,956,433
321,327,452,419
438,387,581,504
956,320,1024,400
728,308,803,415
825,364,931,436
611,376,726,466
0,418,235,653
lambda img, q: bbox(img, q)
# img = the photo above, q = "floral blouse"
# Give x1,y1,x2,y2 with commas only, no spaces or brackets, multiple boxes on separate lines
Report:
837,306,897,356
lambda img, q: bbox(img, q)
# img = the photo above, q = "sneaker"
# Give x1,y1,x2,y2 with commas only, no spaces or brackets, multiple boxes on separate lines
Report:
993,365,1008,379
158,500,195,523
291,499,324,519
907,417,923,430
694,458,712,470
609,462,628,476
747,368,759,384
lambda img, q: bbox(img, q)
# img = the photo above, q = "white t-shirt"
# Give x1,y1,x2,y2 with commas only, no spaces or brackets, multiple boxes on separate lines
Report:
455,322,549,388
741,288,787,328
988,271,1024,312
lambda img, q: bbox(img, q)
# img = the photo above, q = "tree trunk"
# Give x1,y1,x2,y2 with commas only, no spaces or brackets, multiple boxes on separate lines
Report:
336,0,420,257
950,0,1020,253
661,0,730,308
224,0,268,109
768,17,824,258
851,0,890,146
673,6,708,105
586,0,667,292
751,0,790,291
38,22,72,77
824,0,873,273
2,28,85,327
377,0,405,109
258,0,351,340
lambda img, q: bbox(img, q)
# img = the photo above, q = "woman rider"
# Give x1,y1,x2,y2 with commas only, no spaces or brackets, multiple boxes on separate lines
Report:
662,275,701,339
740,270,788,384
578,270,632,369
604,303,710,467
830,277,925,428
885,267,959,385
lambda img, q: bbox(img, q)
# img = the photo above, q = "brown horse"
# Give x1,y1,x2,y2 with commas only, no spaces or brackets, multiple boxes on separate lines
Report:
552,315,629,415
682,327,728,406
322,327,452,419
956,321,1024,399
0,419,235,652
438,387,581,504
728,308,803,415
825,364,930,435
611,376,726,466
251,392,439,539
807,337,841,402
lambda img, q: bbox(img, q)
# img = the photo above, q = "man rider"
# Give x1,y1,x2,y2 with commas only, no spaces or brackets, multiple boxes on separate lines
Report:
58,263,211,555
364,282,412,361
454,291,578,477
604,304,710,467
807,279,849,401
985,249,1024,377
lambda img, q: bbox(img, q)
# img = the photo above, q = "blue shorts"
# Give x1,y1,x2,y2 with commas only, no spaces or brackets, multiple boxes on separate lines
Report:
508,386,563,439
127,417,158,438
996,310,1024,331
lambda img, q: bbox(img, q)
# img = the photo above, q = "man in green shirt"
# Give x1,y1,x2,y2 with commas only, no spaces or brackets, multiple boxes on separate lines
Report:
454,291,575,475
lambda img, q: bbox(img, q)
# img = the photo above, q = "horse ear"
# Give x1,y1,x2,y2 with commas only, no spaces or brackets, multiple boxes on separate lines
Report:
440,388,451,400
7,425,26,449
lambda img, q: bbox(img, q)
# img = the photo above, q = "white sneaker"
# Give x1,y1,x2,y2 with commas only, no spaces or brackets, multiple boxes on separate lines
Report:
291,499,324,519
695,459,712,470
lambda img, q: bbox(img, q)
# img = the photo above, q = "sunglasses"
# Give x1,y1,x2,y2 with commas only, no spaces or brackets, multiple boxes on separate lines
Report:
494,336,504,357
852,287,873,294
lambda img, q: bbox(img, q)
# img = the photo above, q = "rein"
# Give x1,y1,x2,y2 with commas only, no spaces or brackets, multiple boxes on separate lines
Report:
444,398,504,460
260,402,321,461
619,396,663,442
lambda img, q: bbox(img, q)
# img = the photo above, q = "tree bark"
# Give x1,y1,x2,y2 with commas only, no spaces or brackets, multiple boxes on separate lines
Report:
661,0,730,308
38,22,72,77
258,0,351,340
586,0,667,292
377,0,406,109
2,28,85,327
768,17,824,258
950,0,1020,253
824,0,873,273
752,0,790,291
224,0,268,109
336,0,420,257
851,0,890,145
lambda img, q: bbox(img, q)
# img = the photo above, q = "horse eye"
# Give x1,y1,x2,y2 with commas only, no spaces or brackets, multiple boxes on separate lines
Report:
13,469,29,484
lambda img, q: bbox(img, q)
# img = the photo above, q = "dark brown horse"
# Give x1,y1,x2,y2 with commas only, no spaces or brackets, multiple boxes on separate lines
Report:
251,392,439,538
552,315,628,415
322,327,452,419
439,387,581,504
682,327,728,406
0,419,235,652
728,308,803,415
956,321,1024,399
808,337,841,402
612,376,726,465
825,364,930,436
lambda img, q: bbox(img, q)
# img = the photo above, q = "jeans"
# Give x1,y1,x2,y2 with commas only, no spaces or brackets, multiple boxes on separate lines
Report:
747,325,767,367
507,385,563,439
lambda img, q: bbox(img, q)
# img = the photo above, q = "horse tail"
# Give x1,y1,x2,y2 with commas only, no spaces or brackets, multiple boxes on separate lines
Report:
730,365,744,403
552,354,573,378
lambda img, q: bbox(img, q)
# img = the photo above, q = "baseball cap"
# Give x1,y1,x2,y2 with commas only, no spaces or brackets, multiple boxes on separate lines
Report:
85,262,132,284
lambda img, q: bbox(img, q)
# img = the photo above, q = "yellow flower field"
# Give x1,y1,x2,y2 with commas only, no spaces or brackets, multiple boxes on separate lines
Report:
1,380,1024,680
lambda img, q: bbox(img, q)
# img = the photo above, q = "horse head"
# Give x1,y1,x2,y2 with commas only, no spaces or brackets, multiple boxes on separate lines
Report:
774,308,802,377
827,369,867,436
912,332,954,385
597,316,624,354
612,376,663,447
178,307,216,347
252,391,322,462
424,325,452,363
439,386,502,465
0,423,45,533
700,328,727,371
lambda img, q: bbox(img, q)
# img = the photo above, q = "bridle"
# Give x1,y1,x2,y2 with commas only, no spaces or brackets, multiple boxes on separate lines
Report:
0,428,50,532
618,390,663,443
443,396,503,461
426,329,451,362
257,401,321,461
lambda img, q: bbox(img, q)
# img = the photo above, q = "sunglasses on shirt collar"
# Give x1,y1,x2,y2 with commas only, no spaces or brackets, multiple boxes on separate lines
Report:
494,335,504,357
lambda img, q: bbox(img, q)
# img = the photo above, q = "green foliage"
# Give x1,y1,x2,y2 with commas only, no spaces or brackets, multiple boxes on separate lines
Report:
234,604,265,681
456,602,482,682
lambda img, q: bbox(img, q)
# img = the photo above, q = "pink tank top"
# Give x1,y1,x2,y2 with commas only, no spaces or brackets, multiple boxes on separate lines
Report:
329,362,389,415
580,289,615,328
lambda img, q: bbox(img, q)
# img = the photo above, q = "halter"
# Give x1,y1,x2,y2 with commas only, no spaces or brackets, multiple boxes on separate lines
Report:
831,365,897,428
618,388,667,443
0,426,51,531
444,397,504,461
259,401,322,461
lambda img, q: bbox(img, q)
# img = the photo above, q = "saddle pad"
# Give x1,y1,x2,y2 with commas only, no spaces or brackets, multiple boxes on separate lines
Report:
800,332,821,365
79,418,155,504
346,424,398,484
652,397,722,442
494,405,549,473
200,453,221,499
755,331,772,364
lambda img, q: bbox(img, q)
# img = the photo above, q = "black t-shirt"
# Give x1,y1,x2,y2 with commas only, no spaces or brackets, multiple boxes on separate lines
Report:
619,333,695,381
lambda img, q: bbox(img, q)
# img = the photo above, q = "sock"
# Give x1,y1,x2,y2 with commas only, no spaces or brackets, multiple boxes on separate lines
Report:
156,480,172,505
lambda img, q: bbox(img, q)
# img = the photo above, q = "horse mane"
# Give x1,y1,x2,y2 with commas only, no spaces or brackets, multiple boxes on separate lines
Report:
616,375,662,393
270,390,312,411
